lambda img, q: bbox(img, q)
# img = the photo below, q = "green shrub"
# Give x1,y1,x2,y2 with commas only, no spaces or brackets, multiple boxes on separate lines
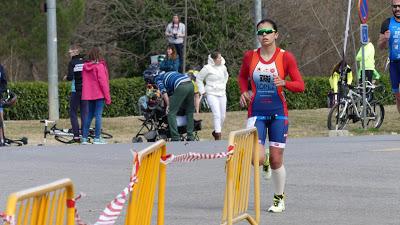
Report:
3,75,394,120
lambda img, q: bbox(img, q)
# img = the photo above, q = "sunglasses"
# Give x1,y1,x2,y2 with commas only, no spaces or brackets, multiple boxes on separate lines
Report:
256,28,276,36
392,4,400,9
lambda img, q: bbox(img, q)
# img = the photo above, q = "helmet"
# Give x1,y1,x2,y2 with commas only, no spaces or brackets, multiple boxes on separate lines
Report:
0,89,17,108
143,64,164,84
158,55,166,63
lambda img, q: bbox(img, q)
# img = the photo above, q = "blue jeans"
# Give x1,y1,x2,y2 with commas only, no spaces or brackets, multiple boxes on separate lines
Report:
82,99,104,139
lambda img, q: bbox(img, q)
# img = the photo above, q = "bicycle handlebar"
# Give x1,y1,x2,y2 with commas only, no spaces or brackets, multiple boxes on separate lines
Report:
40,120,56,126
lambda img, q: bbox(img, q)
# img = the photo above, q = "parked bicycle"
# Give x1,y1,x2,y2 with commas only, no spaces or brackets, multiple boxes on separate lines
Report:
327,81,385,130
40,119,113,144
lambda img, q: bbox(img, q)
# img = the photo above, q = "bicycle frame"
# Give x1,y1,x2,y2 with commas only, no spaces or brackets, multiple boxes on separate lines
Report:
346,89,362,118
41,119,113,144
335,83,379,128
41,120,73,144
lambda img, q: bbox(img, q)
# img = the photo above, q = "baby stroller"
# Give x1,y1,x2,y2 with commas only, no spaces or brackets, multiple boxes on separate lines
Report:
132,66,202,143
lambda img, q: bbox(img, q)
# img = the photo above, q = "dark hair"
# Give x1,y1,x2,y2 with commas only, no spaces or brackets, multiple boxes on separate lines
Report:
172,14,180,24
166,44,177,60
88,47,103,62
210,51,221,60
332,60,351,75
256,19,278,32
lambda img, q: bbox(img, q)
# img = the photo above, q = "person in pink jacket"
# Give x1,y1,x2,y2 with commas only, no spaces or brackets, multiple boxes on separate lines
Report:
81,47,111,144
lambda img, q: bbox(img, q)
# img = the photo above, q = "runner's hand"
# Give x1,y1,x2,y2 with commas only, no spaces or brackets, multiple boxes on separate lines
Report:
384,30,390,40
274,75,286,87
240,92,250,107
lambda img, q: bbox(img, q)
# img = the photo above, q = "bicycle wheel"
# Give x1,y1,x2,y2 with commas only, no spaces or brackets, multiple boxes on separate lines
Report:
132,136,143,143
88,129,113,139
101,131,113,139
363,101,385,129
327,102,349,130
4,138,23,147
55,135,75,144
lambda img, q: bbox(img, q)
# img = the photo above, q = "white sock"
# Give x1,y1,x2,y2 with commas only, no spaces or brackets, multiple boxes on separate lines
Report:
271,165,286,195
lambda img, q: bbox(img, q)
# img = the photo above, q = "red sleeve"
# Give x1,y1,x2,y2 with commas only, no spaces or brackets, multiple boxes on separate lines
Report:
283,51,305,93
238,50,254,93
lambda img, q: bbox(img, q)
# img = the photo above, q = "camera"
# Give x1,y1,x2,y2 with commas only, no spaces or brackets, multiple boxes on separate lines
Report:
173,33,177,39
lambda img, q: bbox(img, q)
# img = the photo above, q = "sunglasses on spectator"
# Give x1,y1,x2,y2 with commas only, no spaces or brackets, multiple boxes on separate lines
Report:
392,4,400,9
256,29,276,36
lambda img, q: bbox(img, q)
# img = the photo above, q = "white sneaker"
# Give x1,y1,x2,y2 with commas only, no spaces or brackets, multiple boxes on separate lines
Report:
267,194,285,213
262,153,271,180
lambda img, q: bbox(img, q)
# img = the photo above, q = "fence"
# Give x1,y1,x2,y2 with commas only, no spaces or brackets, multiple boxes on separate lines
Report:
4,178,75,225
124,140,167,225
221,127,260,225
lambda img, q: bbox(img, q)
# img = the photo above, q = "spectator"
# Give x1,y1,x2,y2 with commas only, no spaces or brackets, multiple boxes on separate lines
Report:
66,44,87,143
159,44,180,72
165,14,185,72
187,68,201,114
196,51,229,140
328,60,353,105
356,39,380,83
0,64,8,146
81,47,111,145
155,71,194,141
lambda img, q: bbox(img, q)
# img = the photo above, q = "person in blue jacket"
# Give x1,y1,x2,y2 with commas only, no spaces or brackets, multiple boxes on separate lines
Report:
159,44,180,72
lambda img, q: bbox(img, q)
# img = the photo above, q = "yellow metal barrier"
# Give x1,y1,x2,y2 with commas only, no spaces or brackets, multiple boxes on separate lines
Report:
125,140,167,225
4,178,75,225
221,127,260,225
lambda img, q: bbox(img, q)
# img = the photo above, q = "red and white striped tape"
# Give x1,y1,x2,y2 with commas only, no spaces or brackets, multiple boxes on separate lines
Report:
92,152,140,225
1,146,235,225
161,145,235,165
0,212,15,225
70,193,89,225
73,153,140,225
92,177,137,225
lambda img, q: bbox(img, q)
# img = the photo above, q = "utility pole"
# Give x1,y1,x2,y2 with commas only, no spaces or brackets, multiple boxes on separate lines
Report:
183,0,188,73
46,0,59,120
343,0,352,56
335,0,353,131
254,0,262,48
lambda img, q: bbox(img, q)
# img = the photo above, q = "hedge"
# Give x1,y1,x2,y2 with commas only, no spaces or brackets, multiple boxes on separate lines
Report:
4,75,394,120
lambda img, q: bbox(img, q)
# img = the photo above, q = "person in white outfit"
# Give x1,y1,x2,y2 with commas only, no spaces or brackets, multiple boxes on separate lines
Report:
196,52,229,140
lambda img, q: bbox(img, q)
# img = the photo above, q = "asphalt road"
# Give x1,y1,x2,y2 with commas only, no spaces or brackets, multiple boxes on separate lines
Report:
1,135,400,225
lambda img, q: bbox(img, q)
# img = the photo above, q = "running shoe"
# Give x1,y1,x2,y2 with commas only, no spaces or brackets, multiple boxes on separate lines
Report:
267,194,285,213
